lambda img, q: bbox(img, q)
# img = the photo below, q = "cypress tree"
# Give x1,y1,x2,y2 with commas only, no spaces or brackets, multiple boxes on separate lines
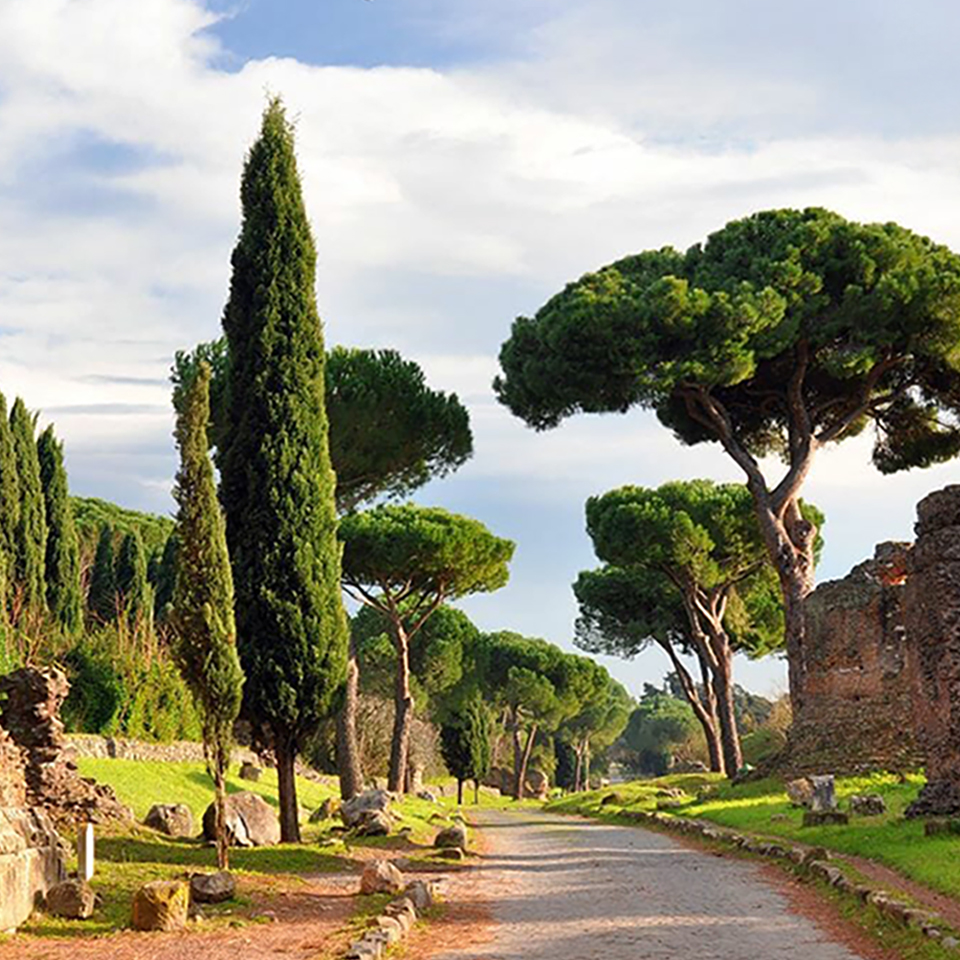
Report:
219,98,349,843
37,426,82,635
89,525,117,622
9,399,47,617
0,394,18,588
116,530,148,629
151,534,178,622
172,361,244,871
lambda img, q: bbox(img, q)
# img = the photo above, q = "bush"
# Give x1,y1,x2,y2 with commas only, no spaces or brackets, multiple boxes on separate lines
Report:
61,643,126,734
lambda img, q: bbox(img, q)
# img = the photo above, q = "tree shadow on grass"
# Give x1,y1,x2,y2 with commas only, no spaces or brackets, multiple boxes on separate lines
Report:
97,836,349,875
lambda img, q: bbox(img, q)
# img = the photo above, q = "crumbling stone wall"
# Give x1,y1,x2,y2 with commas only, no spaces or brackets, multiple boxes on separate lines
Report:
783,542,922,775
905,486,960,817
0,667,131,827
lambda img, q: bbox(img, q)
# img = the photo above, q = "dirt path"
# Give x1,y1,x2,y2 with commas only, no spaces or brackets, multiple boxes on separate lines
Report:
425,809,872,960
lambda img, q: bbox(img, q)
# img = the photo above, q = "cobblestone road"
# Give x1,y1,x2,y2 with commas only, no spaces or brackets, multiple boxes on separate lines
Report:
431,809,867,960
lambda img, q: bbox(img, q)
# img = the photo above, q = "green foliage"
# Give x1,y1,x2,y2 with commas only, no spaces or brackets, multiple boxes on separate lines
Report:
0,393,19,593
621,687,701,776
9,398,47,615
88,525,117,622
72,497,174,560
172,341,473,515
439,694,491,792
151,533,177,620
116,530,149,628
37,426,82,635
172,360,244,866
60,642,125,734
341,504,514,607
495,208,960,473
218,99,349,787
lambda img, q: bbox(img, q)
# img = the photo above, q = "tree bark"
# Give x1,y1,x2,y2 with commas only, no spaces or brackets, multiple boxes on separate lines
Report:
336,635,363,800
510,707,523,798
275,734,301,843
660,637,724,775
711,647,742,774
515,723,538,800
213,765,229,870
573,744,584,793
473,778,480,804
388,625,415,793
457,777,464,805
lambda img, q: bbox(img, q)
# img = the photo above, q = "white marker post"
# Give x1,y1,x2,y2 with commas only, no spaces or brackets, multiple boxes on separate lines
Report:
77,822,94,881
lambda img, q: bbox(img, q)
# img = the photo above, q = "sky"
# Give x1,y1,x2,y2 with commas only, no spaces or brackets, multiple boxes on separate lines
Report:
3,0,960,699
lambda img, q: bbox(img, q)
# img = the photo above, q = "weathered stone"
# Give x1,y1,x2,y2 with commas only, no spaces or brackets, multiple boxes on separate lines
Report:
785,778,814,808
0,668,131,828
190,871,236,903
802,810,849,826
341,790,392,828
525,769,549,798
145,803,194,838
434,824,467,850
239,762,262,782
0,806,66,931
416,790,439,803
849,794,886,816
360,860,404,895
45,879,95,919
132,879,190,931
923,818,960,837
355,810,393,837
405,879,434,911
784,543,919,776
434,846,464,860
202,792,280,847
905,487,960,818
809,775,837,813
374,915,403,943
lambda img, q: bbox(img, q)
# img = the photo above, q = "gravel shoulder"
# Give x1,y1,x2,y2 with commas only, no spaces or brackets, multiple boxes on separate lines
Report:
425,808,870,960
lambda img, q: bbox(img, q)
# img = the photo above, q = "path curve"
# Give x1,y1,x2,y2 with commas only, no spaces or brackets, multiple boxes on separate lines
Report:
430,809,867,960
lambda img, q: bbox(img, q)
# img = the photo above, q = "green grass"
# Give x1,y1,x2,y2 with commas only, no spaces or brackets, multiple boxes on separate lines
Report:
548,772,960,902
75,756,338,823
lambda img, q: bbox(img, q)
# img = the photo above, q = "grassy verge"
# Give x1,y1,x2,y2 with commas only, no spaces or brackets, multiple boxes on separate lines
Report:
546,772,960,902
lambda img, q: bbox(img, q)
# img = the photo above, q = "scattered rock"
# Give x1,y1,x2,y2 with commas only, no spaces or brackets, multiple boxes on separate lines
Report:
770,813,791,823
416,790,439,803
785,778,814,808
924,818,960,837
849,794,886,817
132,880,190,931
239,762,262,782
190,871,236,904
434,847,465,860
525,769,549,798
342,790,392,828
802,810,849,827
46,880,95,919
360,860,404,895
202,792,280,847
655,787,685,799
434,824,467,850
809,775,838,813
144,803,194,838
406,879,434,911
356,810,393,836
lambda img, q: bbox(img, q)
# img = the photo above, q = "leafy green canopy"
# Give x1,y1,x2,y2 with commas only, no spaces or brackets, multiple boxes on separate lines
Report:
622,687,700,775
496,208,960,473
37,426,82,635
173,341,472,514
218,98,349,755
340,504,514,607
88,526,117,623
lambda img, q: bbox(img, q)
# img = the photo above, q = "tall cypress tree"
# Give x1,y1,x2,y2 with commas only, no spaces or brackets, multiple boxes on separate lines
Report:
37,426,82,635
172,361,244,870
89,525,117,622
9,399,47,618
116,530,148,629
0,393,19,621
219,98,349,843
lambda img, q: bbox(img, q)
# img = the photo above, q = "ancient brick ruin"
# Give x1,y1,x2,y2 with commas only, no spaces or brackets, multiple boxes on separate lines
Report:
784,541,921,776
0,667,131,828
904,486,960,817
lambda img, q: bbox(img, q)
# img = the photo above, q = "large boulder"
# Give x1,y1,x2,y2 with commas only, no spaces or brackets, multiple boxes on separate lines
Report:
525,770,549,798
46,879,95,919
360,859,404,895
239,762,261,783
0,806,65,932
190,871,236,904
434,823,467,851
785,777,814,808
341,789,393,836
132,880,190,931
201,792,280,847
144,803,194,838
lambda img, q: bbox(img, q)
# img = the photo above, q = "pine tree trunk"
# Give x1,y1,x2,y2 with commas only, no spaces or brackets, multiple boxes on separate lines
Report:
337,637,363,800
573,745,583,793
662,639,724,775
712,650,742,775
388,628,414,793
511,709,523,799
457,778,464,805
473,778,479,804
583,737,590,790
516,724,538,800
275,736,301,843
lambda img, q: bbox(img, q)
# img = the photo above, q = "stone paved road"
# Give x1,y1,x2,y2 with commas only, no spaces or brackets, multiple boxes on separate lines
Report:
430,809,867,960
